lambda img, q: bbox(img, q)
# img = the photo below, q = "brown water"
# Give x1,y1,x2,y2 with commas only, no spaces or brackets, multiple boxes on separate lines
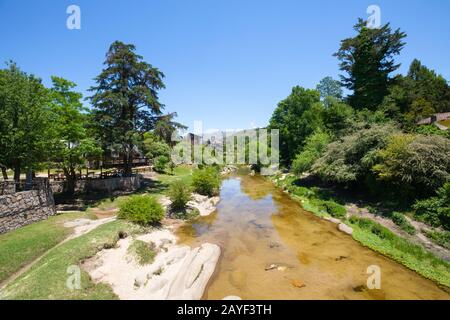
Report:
177,174,450,300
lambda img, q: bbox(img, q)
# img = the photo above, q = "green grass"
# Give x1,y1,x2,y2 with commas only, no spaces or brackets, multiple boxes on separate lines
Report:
157,165,193,187
127,239,156,265
0,220,143,300
272,173,450,288
424,230,450,250
348,216,450,287
391,211,417,235
0,211,96,283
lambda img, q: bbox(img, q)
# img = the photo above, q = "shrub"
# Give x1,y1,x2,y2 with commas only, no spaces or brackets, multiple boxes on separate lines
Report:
424,230,450,250
154,155,169,172
168,180,192,210
127,240,156,265
323,200,347,218
118,195,165,225
292,130,330,176
349,216,395,240
374,134,450,195
192,167,221,196
413,182,450,230
391,212,416,235
312,124,398,184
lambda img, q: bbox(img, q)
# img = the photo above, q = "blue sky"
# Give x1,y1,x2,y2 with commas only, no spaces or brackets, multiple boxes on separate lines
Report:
0,0,449,132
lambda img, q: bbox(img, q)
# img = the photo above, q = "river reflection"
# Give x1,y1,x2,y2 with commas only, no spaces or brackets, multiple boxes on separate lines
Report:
176,174,450,300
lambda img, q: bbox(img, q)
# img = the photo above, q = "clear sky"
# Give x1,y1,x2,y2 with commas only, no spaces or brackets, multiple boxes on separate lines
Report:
1,0,449,132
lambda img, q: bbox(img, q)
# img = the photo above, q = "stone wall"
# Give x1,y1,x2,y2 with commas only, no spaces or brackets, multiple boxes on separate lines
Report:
51,175,142,195
0,181,56,234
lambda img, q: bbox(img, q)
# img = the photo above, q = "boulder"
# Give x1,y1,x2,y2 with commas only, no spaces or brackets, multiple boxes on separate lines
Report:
338,223,353,235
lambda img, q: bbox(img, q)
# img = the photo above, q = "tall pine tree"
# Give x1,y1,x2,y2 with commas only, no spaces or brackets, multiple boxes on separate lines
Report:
335,19,406,111
89,41,165,176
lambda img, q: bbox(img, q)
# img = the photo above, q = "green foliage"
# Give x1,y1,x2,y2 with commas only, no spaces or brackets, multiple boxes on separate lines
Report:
322,98,354,136
312,124,398,184
347,216,450,287
415,125,450,138
413,183,450,230
143,132,171,160
154,155,170,173
268,86,324,164
322,200,347,218
168,180,192,210
0,62,52,180
192,167,221,197
49,76,102,193
424,230,450,250
391,212,416,235
316,76,343,100
382,59,450,125
292,130,330,176
127,240,156,265
374,134,450,195
335,19,406,110
118,195,165,225
89,41,166,176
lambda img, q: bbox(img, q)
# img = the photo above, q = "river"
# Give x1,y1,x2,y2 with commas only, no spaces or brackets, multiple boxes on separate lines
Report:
177,173,449,300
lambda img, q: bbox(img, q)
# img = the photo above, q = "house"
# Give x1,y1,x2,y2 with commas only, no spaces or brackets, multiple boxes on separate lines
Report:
417,112,450,130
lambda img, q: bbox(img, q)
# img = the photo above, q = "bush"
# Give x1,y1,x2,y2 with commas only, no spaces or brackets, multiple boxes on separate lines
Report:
391,212,416,235
424,230,450,250
323,200,347,218
154,155,170,172
374,134,450,195
192,167,221,196
168,180,192,210
312,124,398,184
127,240,156,265
348,216,395,240
292,130,330,176
413,182,450,230
118,195,165,225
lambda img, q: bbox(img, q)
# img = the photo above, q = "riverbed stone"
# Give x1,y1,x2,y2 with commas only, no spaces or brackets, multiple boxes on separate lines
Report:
338,223,353,235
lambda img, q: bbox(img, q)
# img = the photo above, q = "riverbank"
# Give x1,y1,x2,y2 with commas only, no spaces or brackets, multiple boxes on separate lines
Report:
270,173,450,289
0,166,222,300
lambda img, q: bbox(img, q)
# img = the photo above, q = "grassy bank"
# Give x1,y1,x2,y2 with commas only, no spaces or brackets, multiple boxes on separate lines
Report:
0,211,96,284
272,174,450,289
0,220,143,300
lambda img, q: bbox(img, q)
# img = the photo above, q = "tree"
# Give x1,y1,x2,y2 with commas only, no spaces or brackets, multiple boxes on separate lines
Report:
153,112,187,146
142,132,171,162
269,86,323,165
381,59,450,125
89,41,165,176
373,134,450,196
312,124,398,184
0,62,52,182
316,76,343,101
335,19,406,110
322,97,354,137
292,130,330,176
49,76,101,194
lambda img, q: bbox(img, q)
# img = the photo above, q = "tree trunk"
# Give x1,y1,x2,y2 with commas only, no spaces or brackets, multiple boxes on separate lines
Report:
13,161,21,183
123,151,132,176
1,166,8,180
64,167,76,196
25,169,33,190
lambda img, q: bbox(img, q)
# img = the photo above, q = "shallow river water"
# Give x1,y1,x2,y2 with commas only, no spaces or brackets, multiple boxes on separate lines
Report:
177,174,450,300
